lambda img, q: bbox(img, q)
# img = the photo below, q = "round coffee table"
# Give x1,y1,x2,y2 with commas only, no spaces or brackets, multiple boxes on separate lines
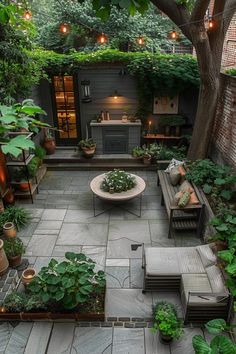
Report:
90,173,146,217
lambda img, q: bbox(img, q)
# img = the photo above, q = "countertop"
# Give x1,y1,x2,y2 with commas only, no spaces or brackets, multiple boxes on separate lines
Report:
90,119,142,126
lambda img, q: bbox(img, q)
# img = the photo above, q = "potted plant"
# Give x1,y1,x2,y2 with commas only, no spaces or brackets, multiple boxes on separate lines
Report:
152,301,184,344
78,138,96,157
0,206,30,232
3,222,17,238
4,237,25,267
132,146,144,160
34,146,46,166
22,268,36,287
159,115,186,136
143,148,152,165
43,128,56,155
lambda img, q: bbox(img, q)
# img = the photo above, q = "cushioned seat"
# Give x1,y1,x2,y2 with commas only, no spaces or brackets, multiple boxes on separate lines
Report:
181,273,213,305
145,247,181,276
177,248,205,274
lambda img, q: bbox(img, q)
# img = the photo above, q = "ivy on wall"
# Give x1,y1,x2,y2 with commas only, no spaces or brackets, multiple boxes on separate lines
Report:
30,48,200,117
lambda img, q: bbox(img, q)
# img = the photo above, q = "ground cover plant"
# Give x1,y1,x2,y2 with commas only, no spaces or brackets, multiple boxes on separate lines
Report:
132,143,187,161
0,206,30,232
101,169,136,193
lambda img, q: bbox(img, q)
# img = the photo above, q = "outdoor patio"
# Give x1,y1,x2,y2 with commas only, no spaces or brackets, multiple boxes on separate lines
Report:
0,169,207,353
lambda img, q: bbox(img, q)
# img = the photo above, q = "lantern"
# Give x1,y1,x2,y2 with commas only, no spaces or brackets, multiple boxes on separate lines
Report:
137,36,145,45
60,23,69,34
81,80,92,103
97,33,107,44
24,10,32,20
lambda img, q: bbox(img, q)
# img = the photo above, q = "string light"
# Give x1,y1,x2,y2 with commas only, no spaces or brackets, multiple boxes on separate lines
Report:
137,36,145,45
170,29,177,39
60,23,69,34
208,17,214,29
24,10,32,20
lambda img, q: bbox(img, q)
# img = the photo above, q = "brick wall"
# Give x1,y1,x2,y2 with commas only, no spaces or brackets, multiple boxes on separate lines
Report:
210,73,236,171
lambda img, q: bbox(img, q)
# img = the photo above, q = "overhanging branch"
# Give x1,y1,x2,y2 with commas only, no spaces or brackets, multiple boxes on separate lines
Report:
191,0,211,22
151,0,192,41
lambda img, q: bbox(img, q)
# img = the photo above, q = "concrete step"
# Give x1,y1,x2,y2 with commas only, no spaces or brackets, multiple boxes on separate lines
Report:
46,162,157,171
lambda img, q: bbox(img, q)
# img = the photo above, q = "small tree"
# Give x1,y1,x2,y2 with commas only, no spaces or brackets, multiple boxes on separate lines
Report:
85,0,236,159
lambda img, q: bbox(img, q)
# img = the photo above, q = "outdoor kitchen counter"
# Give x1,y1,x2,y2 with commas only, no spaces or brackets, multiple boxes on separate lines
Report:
90,119,142,126
91,120,141,154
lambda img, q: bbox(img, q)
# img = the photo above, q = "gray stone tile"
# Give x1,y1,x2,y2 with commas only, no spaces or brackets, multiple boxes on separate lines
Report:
41,209,66,221
52,245,82,257
26,234,57,256
149,220,175,247
21,237,30,247
64,209,109,223
25,208,44,218
0,323,13,353
24,322,53,354
4,322,32,354
47,323,75,354
71,328,112,354
106,289,153,317
57,223,108,246
81,246,106,270
106,259,129,267
17,222,38,237
152,292,183,318
145,328,170,354
35,220,62,231
107,220,150,258
112,328,145,354
106,266,130,288
170,328,203,354
130,259,144,289
34,257,52,272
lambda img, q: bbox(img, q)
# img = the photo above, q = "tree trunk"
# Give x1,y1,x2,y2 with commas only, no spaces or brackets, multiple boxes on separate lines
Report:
187,79,219,159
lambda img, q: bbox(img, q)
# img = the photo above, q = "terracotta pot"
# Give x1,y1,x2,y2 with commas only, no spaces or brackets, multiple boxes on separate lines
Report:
8,255,22,267
3,222,17,238
0,199,4,213
0,240,9,276
3,189,15,205
19,182,32,191
82,146,96,157
44,138,56,155
22,268,36,286
143,156,151,165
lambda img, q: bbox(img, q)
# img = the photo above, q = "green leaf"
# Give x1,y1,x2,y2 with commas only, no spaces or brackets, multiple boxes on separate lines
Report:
21,105,46,115
214,178,226,186
225,262,236,276
192,335,211,354
62,277,75,288
210,335,236,353
217,249,235,264
79,284,93,295
220,190,232,201
0,114,17,124
65,252,78,261
56,261,68,274
205,319,227,334
46,275,61,285
78,274,89,285
54,289,65,301
216,224,228,232
203,184,212,194
41,292,50,303
2,135,35,157
76,292,87,303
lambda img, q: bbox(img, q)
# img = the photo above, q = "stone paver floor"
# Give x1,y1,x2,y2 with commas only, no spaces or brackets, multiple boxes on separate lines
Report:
0,169,206,353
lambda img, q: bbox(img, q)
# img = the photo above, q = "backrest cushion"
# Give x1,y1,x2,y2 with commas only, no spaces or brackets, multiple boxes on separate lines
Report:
179,180,194,193
188,192,199,205
206,265,228,293
169,166,181,186
196,244,217,268
165,158,183,173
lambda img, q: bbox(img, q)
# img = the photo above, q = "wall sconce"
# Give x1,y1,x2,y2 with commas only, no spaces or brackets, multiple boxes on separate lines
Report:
110,90,122,100
81,80,92,103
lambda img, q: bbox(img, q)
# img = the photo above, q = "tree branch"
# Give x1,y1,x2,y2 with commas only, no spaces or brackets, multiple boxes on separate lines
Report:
151,0,192,41
191,0,211,22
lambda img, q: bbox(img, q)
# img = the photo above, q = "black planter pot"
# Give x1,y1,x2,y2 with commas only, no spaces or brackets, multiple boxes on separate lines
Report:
159,332,173,345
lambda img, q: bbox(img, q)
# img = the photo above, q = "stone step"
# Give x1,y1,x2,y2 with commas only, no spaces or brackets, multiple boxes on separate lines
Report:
46,162,157,171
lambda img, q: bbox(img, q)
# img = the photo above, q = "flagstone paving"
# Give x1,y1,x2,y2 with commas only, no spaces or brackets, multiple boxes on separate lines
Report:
0,169,205,353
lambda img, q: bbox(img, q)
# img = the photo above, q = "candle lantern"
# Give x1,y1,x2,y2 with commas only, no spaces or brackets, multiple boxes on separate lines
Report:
60,23,69,34
24,10,32,20
137,36,145,45
22,268,36,287
81,80,92,103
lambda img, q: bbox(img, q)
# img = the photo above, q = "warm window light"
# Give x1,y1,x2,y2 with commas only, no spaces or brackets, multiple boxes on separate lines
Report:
137,36,145,45
97,33,107,44
24,10,32,20
60,23,69,34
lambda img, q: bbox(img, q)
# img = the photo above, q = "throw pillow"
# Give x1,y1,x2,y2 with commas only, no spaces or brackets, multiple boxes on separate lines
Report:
178,191,191,207
188,192,199,205
169,167,181,186
174,191,183,204
165,158,183,173
179,180,194,193
178,165,186,177
196,244,217,268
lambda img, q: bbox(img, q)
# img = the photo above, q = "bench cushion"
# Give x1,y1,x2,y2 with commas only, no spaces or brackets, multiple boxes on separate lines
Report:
181,273,214,305
196,244,217,268
145,247,205,276
206,265,228,293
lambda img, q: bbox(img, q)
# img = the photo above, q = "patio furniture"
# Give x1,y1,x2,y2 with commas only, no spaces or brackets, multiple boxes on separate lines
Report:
142,244,233,324
157,170,205,238
90,173,146,217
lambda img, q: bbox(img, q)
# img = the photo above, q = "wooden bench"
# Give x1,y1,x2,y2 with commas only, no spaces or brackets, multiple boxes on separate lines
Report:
157,170,205,238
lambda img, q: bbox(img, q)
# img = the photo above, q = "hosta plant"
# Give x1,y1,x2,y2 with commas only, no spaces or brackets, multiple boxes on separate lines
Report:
100,169,136,193
28,252,106,310
192,319,236,354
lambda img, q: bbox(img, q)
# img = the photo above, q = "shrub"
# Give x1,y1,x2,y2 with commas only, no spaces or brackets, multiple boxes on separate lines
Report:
0,206,30,231
100,169,136,193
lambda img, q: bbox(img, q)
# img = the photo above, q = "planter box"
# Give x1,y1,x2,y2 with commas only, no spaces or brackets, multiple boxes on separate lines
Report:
0,311,105,321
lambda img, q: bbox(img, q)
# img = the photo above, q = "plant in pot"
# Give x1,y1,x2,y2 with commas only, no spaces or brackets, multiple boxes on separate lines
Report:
132,146,144,160
14,168,32,191
4,237,25,267
43,129,56,155
0,206,30,232
152,301,184,344
101,169,136,193
159,115,185,136
143,148,152,165
34,146,46,166
78,138,96,158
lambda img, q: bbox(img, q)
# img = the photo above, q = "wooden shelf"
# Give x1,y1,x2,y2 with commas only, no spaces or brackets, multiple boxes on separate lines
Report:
14,165,47,199
143,134,182,140
6,154,34,166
